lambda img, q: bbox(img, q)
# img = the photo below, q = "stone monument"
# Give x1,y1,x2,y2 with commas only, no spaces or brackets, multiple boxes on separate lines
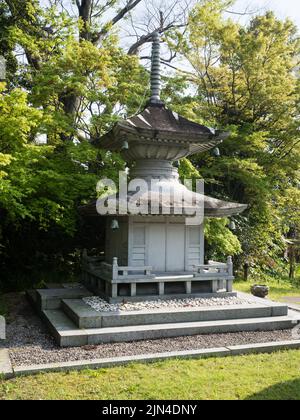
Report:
80,33,247,302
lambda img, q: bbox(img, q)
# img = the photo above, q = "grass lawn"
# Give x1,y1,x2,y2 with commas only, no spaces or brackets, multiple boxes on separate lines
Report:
234,277,300,302
1,350,300,400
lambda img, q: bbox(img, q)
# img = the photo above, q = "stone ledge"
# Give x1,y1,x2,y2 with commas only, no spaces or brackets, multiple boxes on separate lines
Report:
2,340,300,379
62,299,288,329
227,340,300,355
0,349,13,379
13,347,231,377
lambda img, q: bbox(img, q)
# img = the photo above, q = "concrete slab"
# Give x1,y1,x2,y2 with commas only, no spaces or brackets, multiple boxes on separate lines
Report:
99,305,277,328
281,296,300,304
62,299,103,329
0,349,13,378
288,309,300,320
62,299,286,329
10,340,300,377
37,289,298,347
36,288,93,310
42,305,299,347
236,291,289,315
287,303,300,313
228,340,300,355
42,310,88,347
86,316,297,346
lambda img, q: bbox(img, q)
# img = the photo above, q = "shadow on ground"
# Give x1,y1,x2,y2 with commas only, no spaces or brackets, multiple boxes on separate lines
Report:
245,378,300,400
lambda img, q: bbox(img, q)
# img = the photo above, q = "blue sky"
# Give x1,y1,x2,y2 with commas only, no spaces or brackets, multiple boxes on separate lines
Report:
233,0,300,27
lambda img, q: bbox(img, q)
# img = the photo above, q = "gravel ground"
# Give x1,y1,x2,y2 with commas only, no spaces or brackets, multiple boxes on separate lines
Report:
83,295,256,313
0,293,298,367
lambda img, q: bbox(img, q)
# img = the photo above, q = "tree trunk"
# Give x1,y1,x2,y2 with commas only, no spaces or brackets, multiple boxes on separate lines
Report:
78,0,93,41
243,262,249,281
289,246,296,281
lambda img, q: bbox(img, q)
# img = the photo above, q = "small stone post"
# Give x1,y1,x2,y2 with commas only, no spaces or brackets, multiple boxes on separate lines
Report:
227,256,233,292
111,257,119,298
227,256,233,276
112,257,118,280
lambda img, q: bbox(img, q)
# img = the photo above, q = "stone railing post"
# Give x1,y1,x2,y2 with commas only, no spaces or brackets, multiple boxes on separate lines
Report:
227,256,233,277
226,256,233,292
112,257,118,280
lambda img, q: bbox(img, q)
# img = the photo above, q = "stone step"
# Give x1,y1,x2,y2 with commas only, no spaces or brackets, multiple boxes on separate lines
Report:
36,288,93,310
42,310,88,347
61,299,288,329
62,299,102,329
43,309,300,347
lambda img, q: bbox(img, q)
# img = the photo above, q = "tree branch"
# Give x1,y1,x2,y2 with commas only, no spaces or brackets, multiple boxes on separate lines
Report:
93,0,143,44
128,23,186,55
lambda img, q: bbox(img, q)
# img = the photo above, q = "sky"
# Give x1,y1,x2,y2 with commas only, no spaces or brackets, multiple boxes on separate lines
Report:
38,0,300,29
231,0,300,27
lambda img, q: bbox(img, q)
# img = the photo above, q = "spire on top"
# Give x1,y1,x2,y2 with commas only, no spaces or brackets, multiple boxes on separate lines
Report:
149,32,163,105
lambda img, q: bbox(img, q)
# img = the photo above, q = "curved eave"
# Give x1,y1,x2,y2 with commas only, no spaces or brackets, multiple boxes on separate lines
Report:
79,201,248,218
205,204,248,218
96,123,228,151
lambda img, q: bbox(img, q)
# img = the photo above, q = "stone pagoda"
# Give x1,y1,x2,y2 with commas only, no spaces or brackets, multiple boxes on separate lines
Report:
28,34,298,349
81,33,247,303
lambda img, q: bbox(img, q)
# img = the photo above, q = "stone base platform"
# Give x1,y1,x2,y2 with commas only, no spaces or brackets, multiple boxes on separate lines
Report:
27,285,300,348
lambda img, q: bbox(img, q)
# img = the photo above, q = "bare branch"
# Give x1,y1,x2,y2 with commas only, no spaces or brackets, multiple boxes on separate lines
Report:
125,0,193,55
94,0,143,44
128,23,186,55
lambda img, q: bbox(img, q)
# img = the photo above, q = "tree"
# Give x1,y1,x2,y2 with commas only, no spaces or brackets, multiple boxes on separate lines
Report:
1,0,299,288
3,0,193,139
166,0,300,275
0,1,17,86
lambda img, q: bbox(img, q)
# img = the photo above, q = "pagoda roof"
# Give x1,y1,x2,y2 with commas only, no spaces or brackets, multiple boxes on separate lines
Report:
125,103,217,137
79,191,247,219
95,103,229,155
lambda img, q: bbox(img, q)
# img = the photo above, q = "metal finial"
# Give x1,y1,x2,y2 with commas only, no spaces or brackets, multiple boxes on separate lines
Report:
150,32,162,104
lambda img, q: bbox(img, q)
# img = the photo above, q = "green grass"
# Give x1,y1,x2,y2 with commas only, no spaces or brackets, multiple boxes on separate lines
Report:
1,351,300,400
234,277,300,302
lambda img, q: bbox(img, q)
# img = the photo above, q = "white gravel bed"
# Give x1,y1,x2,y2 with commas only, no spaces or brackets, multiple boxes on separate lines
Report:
83,296,256,313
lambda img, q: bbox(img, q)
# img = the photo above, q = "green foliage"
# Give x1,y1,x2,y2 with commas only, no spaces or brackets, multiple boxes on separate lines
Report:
1,0,300,288
0,84,125,289
234,268,300,300
178,158,201,180
30,36,148,139
204,218,241,259
166,0,300,271
0,1,149,289
0,85,96,232
0,2,18,86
